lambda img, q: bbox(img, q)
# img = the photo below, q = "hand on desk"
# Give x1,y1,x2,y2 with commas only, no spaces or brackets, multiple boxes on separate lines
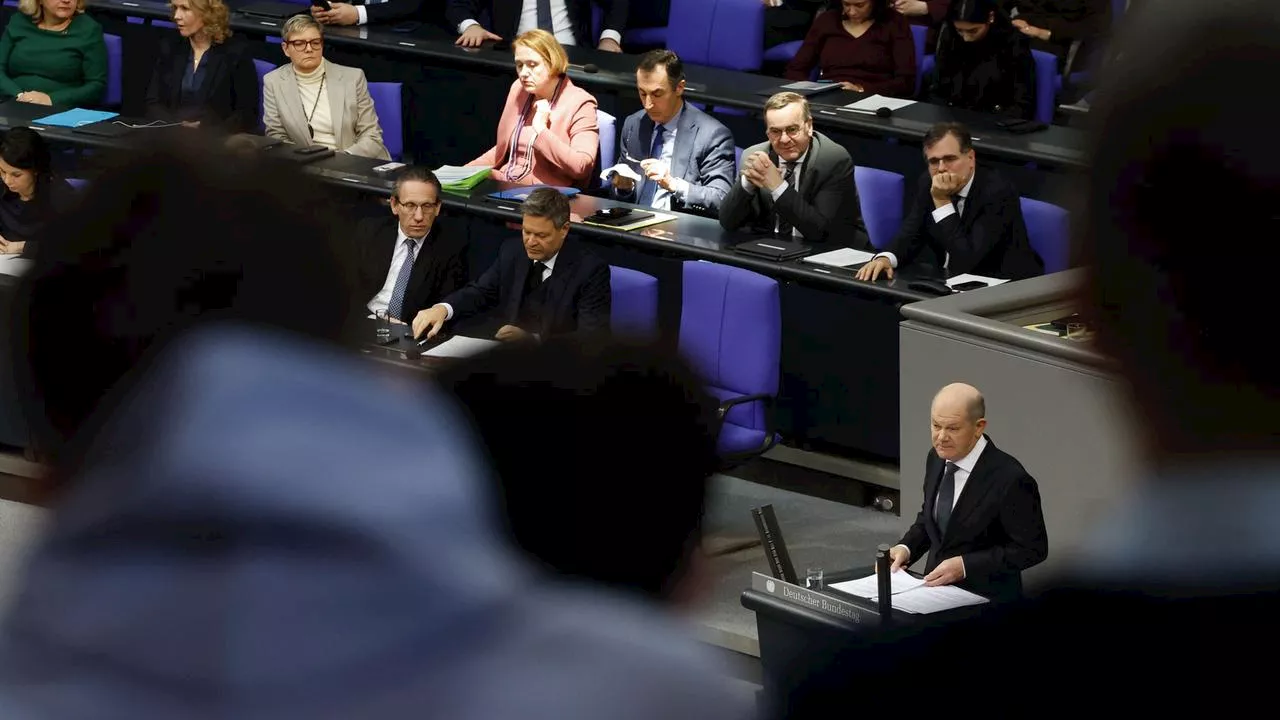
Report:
16,91,51,105
495,324,533,342
596,38,622,53
856,256,894,282
892,0,929,17
412,305,448,340
838,82,865,92
456,25,502,48
312,3,359,26
923,556,965,587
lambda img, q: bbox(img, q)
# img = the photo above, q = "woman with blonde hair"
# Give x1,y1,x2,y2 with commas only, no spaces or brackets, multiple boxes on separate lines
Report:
145,0,257,132
0,0,107,106
467,29,599,190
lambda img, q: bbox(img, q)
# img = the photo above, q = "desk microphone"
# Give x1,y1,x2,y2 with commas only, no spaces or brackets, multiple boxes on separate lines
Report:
841,106,893,118
568,63,599,74
876,544,894,623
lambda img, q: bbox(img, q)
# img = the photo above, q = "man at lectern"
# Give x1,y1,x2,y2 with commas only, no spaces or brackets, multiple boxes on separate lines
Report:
888,382,1048,601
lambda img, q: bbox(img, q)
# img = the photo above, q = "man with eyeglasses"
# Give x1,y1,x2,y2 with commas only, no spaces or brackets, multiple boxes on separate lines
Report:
355,167,469,324
262,15,390,159
719,92,869,248
857,121,1043,282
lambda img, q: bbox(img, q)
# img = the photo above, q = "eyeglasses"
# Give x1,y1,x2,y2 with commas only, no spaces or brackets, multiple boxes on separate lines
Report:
285,39,324,51
766,125,806,140
396,201,441,214
927,154,964,168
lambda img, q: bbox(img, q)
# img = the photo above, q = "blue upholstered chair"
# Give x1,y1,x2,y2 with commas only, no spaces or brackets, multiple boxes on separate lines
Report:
665,0,717,66
103,33,123,107
1031,49,1058,124
367,82,403,161
1020,197,1070,274
597,108,616,189
609,266,659,341
854,166,905,250
679,261,781,460
706,0,767,72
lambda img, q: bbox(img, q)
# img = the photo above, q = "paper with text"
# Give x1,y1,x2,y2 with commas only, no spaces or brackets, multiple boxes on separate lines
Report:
423,336,501,359
890,584,990,614
830,571,927,599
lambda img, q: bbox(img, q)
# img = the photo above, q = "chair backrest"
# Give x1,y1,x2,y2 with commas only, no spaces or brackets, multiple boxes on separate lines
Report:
853,166,905,250
253,59,274,92
609,266,660,341
1020,197,1070,273
666,0,717,66
66,178,88,190
1031,49,1058,124
909,23,927,97
368,81,403,161
734,146,743,171
597,108,616,188
678,261,781,432
103,33,123,107
708,0,766,71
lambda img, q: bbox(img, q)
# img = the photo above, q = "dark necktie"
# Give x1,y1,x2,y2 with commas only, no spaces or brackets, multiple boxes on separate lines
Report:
523,260,547,297
775,162,797,236
935,461,958,536
951,194,963,217
536,0,554,32
386,237,417,320
637,124,666,207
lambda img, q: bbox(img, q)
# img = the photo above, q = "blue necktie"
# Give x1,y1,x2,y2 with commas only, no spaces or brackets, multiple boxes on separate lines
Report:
935,461,958,536
637,124,666,207
536,0,554,32
386,237,417,320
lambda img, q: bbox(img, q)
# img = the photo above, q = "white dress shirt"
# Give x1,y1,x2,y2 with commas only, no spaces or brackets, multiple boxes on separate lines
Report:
893,434,988,573
454,1,622,46
442,251,558,321
876,170,977,270
742,149,808,238
356,0,387,26
368,225,427,316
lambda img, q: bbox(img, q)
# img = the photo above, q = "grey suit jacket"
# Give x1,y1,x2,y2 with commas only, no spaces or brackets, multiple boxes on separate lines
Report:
262,60,391,161
719,130,869,248
611,102,735,216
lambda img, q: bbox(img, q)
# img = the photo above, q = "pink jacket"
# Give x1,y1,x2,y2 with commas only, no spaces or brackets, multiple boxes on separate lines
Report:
469,76,599,190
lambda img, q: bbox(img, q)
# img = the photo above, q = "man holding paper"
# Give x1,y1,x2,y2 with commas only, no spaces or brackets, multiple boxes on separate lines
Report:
888,382,1047,601
606,50,735,217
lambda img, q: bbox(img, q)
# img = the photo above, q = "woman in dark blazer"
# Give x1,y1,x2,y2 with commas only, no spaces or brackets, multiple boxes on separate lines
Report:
0,127,75,257
784,0,917,97
145,0,257,133
926,0,1034,119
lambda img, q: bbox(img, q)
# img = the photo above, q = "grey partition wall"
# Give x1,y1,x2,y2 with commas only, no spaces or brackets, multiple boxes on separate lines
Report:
896,271,1145,582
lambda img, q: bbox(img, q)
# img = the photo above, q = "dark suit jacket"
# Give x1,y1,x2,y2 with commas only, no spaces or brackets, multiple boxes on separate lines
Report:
886,168,1043,280
613,102,735,216
719,131,869,248
144,36,258,133
353,217,469,321
927,22,1035,119
446,0,628,45
898,437,1048,601
443,236,610,338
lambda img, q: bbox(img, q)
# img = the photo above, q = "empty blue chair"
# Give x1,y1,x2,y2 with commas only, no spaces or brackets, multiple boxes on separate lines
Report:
763,40,803,65
597,108,616,188
103,33,123,107
609,266,659,341
909,24,927,97
854,166,905,250
666,0,716,66
1031,49,1057,124
368,82,403,161
679,261,781,460
1020,197,1070,274
708,0,767,71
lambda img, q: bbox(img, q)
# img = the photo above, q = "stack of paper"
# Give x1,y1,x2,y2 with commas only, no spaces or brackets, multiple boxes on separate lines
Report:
0,255,33,277
435,165,491,193
802,247,876,268
830,572,989,614
841,95,917,113
423,336,501,359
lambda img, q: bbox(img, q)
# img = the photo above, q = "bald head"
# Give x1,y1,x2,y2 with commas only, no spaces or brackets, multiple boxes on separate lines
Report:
930,383,986,460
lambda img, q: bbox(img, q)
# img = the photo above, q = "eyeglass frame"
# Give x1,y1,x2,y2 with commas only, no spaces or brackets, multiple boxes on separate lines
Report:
765,123,810,141
393,199,443,215
284,38,324,51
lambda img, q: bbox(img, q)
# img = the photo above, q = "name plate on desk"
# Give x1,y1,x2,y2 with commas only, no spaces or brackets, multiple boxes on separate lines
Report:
751,572,876,625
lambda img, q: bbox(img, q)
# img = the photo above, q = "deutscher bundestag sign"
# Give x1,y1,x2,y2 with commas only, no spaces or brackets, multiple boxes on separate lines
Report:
751,572,878,625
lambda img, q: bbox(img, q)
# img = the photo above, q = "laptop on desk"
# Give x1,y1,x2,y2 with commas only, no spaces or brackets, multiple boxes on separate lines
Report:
237,1,310,20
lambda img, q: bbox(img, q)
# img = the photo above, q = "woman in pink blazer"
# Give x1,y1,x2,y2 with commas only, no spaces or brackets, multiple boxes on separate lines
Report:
468,29,599,190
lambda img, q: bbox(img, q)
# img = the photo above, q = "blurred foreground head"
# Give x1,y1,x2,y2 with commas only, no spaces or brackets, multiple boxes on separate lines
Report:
12,139,356,468
439,337,720,603
1082,0,1280,464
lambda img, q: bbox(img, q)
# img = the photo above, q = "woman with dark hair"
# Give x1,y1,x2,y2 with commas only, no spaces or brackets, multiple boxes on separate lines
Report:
926,0,1035,118
784,0,917,97
0,127,74,255
144,0,257,132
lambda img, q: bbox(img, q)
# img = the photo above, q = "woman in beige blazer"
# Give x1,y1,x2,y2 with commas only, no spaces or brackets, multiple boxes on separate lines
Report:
262,15,390,160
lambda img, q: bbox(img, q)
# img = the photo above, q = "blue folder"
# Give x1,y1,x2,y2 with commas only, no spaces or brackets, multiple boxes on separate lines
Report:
33,109,120,128
487,186,580,202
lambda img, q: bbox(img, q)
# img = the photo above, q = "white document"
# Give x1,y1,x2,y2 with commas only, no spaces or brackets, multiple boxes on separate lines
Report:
600,163,643,183
946,273,1010,289
843,94,917,112
889,584,990,615
0,254,32,277
423,336,501,359
829,571,927,599
434,164,491,184
802,247,876,268
781,81,837,91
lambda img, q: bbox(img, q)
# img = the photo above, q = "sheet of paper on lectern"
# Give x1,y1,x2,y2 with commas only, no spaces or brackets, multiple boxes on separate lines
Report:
423,336,501,359
829,572,926,599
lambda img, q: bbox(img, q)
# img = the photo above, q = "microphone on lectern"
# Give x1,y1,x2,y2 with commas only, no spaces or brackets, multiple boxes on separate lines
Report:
876,544,894,622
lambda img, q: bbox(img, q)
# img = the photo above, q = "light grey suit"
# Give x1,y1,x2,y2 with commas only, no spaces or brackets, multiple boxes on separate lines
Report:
612,102,735,216
262,60,390,161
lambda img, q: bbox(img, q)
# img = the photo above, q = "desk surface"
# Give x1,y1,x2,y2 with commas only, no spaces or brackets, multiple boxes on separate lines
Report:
85,0,1089,171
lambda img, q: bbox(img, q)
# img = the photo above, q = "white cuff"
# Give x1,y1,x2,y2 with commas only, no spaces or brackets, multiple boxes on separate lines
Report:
874,252,899,269
769,180,789,202
740,175,753,191
599,29,622,44
931,203,957,224
457,18,479,34
892,544,911,563
670,177,690,198
441,303,454,321
356,5,367,25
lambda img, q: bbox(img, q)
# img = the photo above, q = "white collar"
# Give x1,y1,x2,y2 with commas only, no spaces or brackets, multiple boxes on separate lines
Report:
396,224,429,247
781,148,809,169
951,434,988,474
537,252,559,272
957,169,976,200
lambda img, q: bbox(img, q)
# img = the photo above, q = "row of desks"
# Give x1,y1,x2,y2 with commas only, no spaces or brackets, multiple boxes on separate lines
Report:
79,0,1089,200
0,99,933,461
